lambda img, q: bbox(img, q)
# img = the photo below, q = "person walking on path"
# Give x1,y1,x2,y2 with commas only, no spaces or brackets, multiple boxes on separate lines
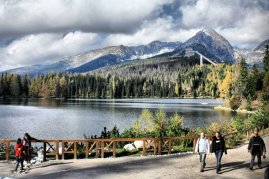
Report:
248,129,266,170
195,132,210,172
211,131,227,174
14,138,25,172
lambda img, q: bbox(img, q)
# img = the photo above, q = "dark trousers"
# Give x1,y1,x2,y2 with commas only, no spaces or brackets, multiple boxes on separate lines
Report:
15,157,24,171
215,150,223,171
24,146,30,163
199,153,207,170
250,152,262,168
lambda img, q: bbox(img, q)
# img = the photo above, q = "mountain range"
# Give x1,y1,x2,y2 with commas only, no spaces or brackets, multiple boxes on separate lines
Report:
3,28,268,76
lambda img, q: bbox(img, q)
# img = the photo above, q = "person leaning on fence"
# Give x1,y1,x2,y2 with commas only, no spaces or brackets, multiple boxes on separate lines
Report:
14,138,24,172
195,132,210,172
248,128,266,170
23,133,38,164
211,131,227,174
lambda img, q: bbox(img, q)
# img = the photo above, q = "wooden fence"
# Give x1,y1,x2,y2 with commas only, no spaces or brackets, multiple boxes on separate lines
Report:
1,127,268,162
0,136,197,161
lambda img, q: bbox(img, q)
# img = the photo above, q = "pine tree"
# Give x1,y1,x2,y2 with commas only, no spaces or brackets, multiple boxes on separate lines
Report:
237,58,248,97
263,44,269,89
264,44,269,72
262,44,269,104
10,74,21,97
22,74,30,97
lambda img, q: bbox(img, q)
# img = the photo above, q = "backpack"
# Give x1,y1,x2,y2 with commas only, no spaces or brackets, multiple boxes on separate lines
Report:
15,144,24,159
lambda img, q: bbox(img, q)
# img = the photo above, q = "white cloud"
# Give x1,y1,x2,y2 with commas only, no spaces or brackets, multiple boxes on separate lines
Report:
104,17,199,46
180,0,238,28
219,8,269,48
0,0,269,71
180,0,269,48
0,0,171,37
0,31,102,71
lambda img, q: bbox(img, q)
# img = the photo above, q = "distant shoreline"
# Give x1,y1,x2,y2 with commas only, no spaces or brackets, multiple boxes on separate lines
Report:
214,105,255,114
0,96,223,100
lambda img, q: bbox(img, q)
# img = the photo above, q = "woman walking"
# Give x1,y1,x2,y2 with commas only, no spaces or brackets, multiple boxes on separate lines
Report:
212,131,227,174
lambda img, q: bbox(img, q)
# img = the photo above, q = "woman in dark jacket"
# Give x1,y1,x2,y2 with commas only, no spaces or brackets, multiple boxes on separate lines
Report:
211,131,227,174
23,133,37,164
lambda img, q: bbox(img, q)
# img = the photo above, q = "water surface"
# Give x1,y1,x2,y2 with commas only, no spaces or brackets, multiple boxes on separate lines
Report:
0,98,237,139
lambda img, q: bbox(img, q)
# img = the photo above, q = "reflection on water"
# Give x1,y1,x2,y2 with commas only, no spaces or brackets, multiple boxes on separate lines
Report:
0,98,243,139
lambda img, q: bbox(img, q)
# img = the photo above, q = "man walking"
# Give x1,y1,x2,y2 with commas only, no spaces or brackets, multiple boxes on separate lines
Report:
248,129,266,170
195,132,210,172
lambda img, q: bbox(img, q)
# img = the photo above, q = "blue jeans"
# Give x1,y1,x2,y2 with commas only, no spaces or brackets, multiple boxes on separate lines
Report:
15,157,24,171
215,150,223,171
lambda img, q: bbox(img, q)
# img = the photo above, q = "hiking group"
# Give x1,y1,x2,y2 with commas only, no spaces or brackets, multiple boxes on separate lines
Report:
14,133,37,172
195,129,266,174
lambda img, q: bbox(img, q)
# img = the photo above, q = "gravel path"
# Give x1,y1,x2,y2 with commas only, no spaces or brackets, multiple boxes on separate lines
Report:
1,136,269,179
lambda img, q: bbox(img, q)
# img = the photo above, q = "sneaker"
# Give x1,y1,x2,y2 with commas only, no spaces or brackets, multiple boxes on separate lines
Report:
14,170,20,174
200,169,204,172
249,167,253,171
259,166,262,169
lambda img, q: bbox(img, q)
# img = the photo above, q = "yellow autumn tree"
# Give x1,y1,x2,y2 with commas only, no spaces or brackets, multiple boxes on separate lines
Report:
219,70,232,98
132,109,155,136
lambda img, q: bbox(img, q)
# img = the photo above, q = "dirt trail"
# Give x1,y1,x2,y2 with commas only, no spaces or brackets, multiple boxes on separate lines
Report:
1,136,269,179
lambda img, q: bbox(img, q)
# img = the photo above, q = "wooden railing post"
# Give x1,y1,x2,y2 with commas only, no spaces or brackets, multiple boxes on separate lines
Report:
6,142,10,161
95,142,99,158
168,140,172,154
62,141,65,160
55,141,59,160
101,141,105,158
85,142,89,159
193,138,197,152
113,141,116,158
74,142,77,159
43,142,46,162
153,140,157,155
158,140,162,155
142,140,146,156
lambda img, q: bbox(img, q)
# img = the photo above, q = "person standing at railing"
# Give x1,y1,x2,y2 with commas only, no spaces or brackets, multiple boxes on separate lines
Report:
211,131,227,174
248,128,266,170
14,138,24,172
23,133,38,165
195,132,210,172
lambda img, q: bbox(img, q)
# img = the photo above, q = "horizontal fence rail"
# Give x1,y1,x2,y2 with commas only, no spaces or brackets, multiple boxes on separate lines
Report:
0,136,198,161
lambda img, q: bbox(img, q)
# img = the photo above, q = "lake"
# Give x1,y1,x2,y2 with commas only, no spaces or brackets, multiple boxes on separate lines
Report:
0,98,237,139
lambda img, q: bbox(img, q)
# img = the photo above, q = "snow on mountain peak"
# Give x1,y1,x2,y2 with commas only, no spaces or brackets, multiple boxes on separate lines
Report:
201,27,216,36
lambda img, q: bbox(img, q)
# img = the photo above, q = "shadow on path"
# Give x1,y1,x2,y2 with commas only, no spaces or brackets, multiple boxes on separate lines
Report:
219,161,269,174
33,162,74,169
22,154,193,179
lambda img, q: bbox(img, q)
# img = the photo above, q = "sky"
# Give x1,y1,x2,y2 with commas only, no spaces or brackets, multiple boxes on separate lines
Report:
0,0,269,71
